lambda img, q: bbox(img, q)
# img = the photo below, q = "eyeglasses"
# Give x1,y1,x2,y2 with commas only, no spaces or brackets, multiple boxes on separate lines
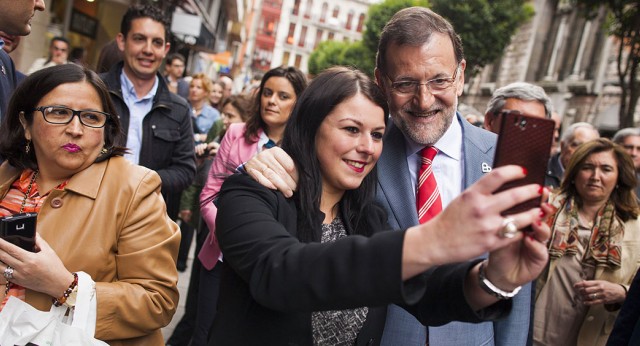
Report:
33,106,109,128
385,64,460,96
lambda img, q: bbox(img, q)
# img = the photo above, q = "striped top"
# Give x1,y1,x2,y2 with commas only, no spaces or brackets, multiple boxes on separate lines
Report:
0,169,67,310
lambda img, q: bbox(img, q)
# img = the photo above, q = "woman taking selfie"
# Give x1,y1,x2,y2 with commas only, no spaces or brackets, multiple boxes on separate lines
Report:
0,64,179,344
534,138,640,346
196,66,307,344
209,66,551,345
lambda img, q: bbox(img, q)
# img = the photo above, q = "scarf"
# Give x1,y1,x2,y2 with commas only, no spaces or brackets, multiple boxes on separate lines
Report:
548,193,623,269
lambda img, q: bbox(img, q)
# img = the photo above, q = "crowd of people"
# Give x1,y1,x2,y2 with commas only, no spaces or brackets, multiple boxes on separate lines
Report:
0,1,639,346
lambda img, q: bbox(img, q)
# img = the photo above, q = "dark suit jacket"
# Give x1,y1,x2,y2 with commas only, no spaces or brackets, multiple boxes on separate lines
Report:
545,152,563,189
164,75,189,100
0,50,18,122
210,173,510,346
607,267,640,345
376,114,531,345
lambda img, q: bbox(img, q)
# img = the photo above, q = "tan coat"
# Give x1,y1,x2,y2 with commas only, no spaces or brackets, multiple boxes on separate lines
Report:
0,157,180,345
536,217,640,346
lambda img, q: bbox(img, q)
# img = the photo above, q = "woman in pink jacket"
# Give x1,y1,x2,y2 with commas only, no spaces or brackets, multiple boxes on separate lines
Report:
192,66,307,345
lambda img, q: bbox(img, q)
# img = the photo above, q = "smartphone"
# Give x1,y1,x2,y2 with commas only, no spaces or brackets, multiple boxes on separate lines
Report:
493,111,555,231
0,212,37,251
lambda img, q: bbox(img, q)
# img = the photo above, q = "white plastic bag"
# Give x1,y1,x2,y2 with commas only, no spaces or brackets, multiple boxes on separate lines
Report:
0,271,105,346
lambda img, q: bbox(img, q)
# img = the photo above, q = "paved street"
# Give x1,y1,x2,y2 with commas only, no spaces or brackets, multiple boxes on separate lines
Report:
161,243,194,342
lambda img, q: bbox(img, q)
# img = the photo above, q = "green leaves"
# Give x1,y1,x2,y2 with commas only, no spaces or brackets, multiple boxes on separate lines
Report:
308,0,532,78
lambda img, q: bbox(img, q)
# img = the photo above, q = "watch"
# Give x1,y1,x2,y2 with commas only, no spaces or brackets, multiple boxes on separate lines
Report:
64,285,78,308
478,261,522,300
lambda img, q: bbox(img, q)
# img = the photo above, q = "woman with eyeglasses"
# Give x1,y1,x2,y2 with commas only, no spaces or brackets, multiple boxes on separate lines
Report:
0,64,180,345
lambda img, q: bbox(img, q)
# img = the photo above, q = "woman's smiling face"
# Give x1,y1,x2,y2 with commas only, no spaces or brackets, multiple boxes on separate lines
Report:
315,93,386,197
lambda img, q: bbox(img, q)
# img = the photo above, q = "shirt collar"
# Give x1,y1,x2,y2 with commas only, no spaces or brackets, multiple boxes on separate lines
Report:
404,114,463,161
119,70,159,102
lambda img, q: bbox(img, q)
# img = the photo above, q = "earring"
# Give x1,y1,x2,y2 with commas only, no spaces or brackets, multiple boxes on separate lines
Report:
25,140,31,154
100,147,108,155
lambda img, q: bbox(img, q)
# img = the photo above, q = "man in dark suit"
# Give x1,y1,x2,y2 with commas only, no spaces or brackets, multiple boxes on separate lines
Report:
613,127,640,198
372,8,529,346
164,53,189,100
1,31,26,83
0,0,45,121
545,122,599,189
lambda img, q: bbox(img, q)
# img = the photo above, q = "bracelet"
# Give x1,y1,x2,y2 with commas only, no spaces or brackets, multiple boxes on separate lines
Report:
52,272,78,307
620,284,628,297
478,261,522,300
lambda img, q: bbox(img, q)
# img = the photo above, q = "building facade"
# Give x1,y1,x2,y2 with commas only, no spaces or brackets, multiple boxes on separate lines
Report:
233,0,379,88
463,0,639,135
10,0,244,81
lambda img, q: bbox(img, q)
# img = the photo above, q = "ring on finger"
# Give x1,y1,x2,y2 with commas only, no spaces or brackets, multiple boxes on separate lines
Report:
498,217,519,239
3,266,14,280
591,293,597,299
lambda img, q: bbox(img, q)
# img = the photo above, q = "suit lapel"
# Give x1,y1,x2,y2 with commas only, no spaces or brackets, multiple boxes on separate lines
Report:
460,114,497,189
377,123,419,229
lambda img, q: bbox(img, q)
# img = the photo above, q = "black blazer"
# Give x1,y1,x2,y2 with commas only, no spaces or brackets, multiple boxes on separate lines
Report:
0,50,18,122
210,174,511,346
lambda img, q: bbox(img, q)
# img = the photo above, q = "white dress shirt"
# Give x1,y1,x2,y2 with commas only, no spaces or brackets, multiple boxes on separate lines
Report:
120,72,159,165
404,117,464,208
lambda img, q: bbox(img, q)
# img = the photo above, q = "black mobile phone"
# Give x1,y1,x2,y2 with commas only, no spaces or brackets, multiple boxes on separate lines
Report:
493,112,555,231
0,212,37,251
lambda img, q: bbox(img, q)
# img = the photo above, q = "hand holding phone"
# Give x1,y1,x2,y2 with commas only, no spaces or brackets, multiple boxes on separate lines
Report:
0,212,37,251
493,112,554,231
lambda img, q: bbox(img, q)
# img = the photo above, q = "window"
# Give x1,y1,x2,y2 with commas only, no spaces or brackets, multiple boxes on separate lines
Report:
282,51,290,66
287,23,296,44
320,2,328,23
328,31,335,40
294,54,302,68
346,9,354,30
259,16,278,36
332,5,339,18
314,29,323,49
298,26,307,47
356,13,365,32
304,0,313,19
292,0,300,15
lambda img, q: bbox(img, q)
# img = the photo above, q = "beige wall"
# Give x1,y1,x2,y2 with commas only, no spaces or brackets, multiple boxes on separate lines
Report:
8,0,129,73
10,0,54,72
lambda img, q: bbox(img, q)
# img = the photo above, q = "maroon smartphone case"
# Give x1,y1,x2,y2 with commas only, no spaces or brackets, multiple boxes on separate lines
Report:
493,112,555,228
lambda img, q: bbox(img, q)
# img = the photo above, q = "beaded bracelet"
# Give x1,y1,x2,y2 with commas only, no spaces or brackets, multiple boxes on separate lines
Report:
52,272,78,307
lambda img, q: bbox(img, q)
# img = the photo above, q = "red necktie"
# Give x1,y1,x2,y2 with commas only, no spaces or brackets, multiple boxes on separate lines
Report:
416,146,442,224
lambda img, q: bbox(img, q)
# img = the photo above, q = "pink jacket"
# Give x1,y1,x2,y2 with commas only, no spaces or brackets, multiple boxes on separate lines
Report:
199,123,260,270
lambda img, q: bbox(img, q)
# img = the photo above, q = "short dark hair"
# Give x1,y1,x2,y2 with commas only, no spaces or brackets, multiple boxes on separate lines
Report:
50,36,70,48
243,66,308,143
282,66,390,242
0,64,127,171
376,7,464,74
166,53,185,66
120,4,170,41
560,138,639,221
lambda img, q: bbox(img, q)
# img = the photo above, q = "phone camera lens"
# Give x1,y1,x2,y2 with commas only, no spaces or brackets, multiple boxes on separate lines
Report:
519,119,527,129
